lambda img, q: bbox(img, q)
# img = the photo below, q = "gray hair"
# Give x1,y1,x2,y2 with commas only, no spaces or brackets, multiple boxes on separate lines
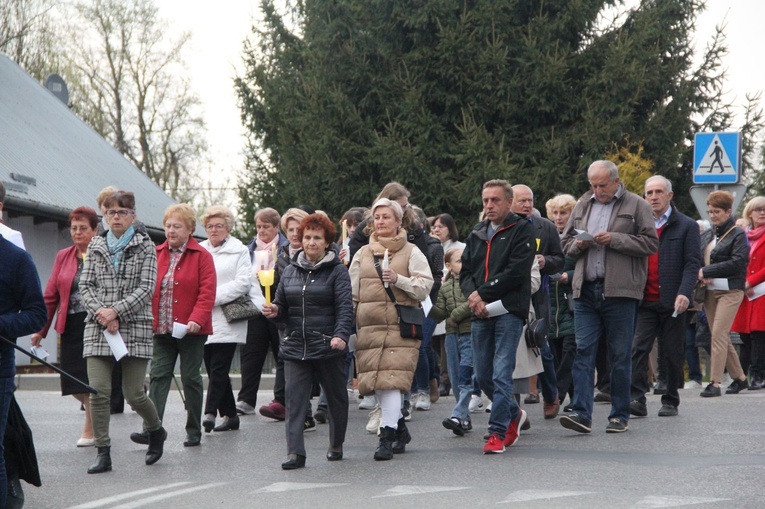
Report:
201,205,235,231
645,175,673,194
371,198,403,222
587,160,619,181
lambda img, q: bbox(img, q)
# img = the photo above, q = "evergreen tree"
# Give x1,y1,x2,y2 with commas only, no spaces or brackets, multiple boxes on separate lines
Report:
237,0,755,236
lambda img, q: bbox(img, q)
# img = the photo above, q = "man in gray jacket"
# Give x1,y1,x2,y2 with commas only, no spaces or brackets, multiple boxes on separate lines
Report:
559,161,658,434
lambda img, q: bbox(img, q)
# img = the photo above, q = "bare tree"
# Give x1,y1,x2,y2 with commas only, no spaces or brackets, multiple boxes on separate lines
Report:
0,0,61,81
64,0,207,202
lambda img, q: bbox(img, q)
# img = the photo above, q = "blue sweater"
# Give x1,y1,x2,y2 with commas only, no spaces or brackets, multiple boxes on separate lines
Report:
0,236,46,341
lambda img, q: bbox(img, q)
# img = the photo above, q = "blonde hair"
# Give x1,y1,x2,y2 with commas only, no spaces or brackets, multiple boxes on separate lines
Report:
163,204,197,231
545,194,577,218
280,208,309,233
743,196,765,228
371,199,403,222
96,186,118,208
201,205,235,231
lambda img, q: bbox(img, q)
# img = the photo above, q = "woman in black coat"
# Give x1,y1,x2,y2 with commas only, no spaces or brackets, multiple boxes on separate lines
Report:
263,214,353,470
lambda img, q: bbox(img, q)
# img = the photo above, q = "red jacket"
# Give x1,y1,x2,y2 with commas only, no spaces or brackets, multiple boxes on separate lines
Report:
152,237,217,335
38,245,81,336
732,236,765,334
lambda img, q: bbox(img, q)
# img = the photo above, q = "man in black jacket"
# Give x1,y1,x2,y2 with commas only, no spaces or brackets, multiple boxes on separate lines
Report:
629,176,701,418
460,179,535,454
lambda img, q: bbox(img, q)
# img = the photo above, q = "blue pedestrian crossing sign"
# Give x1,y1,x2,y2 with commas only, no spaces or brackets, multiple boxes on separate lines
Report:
693,131,741,184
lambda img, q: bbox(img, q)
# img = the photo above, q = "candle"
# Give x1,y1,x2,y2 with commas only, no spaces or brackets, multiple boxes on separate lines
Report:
271,243,277,269
342,219,348,245
382,248,389,288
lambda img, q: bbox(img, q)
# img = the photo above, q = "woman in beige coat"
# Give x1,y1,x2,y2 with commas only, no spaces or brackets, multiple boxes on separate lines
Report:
350,198,433,461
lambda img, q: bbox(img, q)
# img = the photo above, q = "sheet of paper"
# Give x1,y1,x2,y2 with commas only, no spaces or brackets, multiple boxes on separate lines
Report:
486,300,509,318
103,330,128,361
172,322,188,339
706,278,729,291
422,296,433,316
30,346,49,361
574,229,594,242
748,282,765,300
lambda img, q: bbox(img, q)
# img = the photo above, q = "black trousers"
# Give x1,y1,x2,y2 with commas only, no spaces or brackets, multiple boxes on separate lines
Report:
553,334,576,402
739,331,765,381
203,343,238,418
238,315,285,405
284,356,348,458
630,301,687,408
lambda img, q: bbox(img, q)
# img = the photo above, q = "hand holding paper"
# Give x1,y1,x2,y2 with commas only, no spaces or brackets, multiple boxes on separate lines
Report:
575,229,595,242
103,330,128,361
172,322,188,339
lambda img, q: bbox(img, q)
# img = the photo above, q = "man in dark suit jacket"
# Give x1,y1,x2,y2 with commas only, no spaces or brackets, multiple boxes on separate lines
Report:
512,185,564,419
629,176,701,418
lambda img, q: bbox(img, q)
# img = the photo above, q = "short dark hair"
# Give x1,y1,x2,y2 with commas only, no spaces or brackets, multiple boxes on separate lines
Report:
482,179,513,201
707,190,733,211
102,190,136,210
69,206,99,228
298,213,337,246
434,213,459,242
341,207,365,228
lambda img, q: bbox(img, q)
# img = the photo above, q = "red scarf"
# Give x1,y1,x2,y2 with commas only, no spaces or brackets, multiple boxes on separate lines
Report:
747,224,765,243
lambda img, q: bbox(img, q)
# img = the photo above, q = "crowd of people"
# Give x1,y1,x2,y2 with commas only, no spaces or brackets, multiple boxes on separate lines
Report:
4,159,765,492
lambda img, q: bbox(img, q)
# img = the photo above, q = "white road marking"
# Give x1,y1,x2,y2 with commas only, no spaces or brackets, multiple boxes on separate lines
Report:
633,495,730,508
254,482,349,493
373,485,469,498
109,483,228,509
499,489,595,503
67,483,193,508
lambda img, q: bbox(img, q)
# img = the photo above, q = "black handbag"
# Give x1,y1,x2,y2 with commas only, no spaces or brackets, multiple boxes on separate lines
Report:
221,295,260,322
374,257,424,340
525,317,548,350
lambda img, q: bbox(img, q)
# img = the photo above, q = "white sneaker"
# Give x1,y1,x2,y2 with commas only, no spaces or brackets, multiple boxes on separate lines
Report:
415,391,431,411
236,401,256,415
468,394,484,413
359,395,377,410
366,406,381,434
683,380,702,389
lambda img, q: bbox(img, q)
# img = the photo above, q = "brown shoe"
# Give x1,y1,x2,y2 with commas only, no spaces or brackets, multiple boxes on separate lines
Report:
429,379,440,403
543,400,560,419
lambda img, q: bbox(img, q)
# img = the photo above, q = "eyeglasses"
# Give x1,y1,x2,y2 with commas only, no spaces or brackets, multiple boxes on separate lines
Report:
205,223,227,231
706,209,726,216
105,209,134,218
69,226,92,232
752,208,765,214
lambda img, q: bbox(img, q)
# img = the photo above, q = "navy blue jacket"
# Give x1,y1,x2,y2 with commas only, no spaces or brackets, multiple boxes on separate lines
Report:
0,236,46,341
271,252,353,361
654,207,701,310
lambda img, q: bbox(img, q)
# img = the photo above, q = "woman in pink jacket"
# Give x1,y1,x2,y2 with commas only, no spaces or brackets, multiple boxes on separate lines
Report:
31,207,99,447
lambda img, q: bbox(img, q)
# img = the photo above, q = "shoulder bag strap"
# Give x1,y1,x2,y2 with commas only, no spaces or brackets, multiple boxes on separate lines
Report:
374,256,398,304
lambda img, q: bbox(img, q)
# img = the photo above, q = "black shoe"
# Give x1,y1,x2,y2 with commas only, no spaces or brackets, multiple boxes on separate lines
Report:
281,454,306,470
326,445,343,461
402,399,411,419
145,427,167,465
658,404,678,417
304,416,316,432
594,392,611,403
726,378,749,394
183,435,201,447
130,430,149,445
88,446,112,474
374,426,395,460
560,414,592,434
392,418,411,454
606,418,628,433
6,476,24,509
749,379,764,390
700,383,721,398
629,400,647,417
521,415,531,431
314,408,328,424
438,383,450,397
653,381,667,395
442,417,470,436
202,416,215,433
524,394,540,404
213,415,240,432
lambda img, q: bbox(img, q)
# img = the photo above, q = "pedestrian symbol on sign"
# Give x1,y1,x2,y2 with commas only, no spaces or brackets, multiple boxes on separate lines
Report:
693,132,740,184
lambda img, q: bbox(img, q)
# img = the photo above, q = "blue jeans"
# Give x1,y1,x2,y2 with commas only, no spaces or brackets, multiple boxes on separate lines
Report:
445,332,474,421
471,313,524,438
571,282,637,424
0,342,17,508
413,317,437,392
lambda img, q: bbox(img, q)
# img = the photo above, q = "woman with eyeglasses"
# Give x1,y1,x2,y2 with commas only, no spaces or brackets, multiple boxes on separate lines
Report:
731,197,765,390
79,191,165,473
200,206,261,433
698,190,750,398
31,207,100,448
128,204,216,449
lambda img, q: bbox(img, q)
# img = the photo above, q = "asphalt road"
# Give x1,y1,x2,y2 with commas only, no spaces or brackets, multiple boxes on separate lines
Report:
16,386,765,508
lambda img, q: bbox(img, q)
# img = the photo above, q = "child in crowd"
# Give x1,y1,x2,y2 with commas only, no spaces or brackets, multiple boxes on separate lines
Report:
429,248,474,435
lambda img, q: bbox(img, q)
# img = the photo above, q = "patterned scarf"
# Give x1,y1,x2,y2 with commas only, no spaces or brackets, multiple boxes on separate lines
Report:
255,235,279,270
106,225,135,272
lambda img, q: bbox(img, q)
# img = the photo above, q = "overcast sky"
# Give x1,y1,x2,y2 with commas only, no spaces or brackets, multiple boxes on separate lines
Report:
158,0,764,196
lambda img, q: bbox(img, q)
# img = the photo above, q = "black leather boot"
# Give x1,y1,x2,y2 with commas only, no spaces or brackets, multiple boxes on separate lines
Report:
88,446,112,474
374,426,395,461
392,418,411,454
145,426,167,465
